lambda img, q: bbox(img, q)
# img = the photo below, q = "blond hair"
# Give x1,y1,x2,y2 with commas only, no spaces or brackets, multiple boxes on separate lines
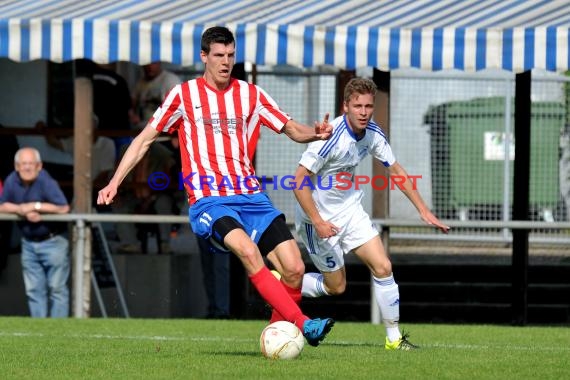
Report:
343,78,377,103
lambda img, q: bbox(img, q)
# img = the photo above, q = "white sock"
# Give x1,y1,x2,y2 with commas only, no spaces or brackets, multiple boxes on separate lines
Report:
301,272,329,297
373,274,401,342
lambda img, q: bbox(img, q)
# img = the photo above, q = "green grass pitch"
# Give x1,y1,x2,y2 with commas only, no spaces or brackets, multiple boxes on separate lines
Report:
0,317,568,379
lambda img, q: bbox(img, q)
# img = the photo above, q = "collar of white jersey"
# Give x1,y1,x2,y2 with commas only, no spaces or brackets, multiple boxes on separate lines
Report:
343,114,366,142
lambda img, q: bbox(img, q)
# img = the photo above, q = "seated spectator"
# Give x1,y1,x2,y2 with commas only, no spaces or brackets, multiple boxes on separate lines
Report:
112,142,177,254
130,62,181,130
91,62,135,156
198,235,231,319
159,132,186,233
43,114,116,190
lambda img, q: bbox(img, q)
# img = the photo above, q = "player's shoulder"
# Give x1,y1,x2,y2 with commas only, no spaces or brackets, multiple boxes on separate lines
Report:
225,78,259,94
330,114,345,128
366,121,388,140
228,77,251,88
326,115,349,139
310,117,349,157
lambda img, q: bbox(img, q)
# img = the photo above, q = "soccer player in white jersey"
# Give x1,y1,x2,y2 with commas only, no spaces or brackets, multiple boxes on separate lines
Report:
290,78,450,350
98,26,335,346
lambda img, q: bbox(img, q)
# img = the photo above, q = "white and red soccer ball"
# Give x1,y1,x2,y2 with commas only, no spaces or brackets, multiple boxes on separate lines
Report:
259,321,305,360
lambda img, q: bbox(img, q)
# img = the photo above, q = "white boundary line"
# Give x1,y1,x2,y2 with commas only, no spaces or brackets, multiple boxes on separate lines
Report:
2,332,569,352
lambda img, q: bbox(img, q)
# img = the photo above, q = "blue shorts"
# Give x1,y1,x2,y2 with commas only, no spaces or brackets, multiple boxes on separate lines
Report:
189,193,283,244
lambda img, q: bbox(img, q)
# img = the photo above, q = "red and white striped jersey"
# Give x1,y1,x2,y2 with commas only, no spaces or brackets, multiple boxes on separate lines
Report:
148,77,291,205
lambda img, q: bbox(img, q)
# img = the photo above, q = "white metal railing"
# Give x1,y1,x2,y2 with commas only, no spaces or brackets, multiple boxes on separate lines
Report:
4,212,570,227
2,213,569,320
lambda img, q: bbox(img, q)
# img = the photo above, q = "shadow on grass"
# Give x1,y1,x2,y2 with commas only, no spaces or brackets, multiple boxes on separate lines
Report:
325,341,382,348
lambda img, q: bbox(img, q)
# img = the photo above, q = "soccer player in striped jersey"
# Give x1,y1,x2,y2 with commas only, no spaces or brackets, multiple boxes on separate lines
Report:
97,26,334,346
289,78,450,350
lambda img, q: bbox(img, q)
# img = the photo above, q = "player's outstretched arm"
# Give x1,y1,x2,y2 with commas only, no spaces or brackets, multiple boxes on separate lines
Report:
283,113,332,143
388,162,450,234
97,125,160,206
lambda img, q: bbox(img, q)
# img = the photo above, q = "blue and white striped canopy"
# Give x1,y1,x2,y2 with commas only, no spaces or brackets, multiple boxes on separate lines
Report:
1,0,569,72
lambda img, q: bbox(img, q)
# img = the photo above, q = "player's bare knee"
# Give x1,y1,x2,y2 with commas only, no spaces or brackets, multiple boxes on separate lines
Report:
282,260,305,279
280,265,304,285
371,261,392,278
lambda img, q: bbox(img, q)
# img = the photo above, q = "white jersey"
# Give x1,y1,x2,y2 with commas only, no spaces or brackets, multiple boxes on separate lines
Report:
296,114,396,222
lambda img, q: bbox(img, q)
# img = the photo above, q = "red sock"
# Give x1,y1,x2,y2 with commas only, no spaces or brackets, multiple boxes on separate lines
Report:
270,282,302,324
249,267,307,330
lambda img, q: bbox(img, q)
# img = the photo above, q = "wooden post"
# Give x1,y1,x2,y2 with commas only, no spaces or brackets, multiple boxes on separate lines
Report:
372,69,390,220
73,76,93,317
336,70,356,115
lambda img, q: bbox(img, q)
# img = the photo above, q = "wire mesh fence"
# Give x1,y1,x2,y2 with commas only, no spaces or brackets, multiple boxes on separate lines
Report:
391,70,570,243
254,68,338,222
248,68,570,244
171,65,570,244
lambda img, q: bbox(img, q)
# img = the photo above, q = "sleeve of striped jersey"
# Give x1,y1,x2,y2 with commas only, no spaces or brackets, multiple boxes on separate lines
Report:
298,141,327,174
371,133,396,167
148,84,183,133
256,86,291,133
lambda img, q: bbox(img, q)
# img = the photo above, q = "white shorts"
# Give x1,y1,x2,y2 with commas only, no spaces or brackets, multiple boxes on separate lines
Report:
295,202,378,273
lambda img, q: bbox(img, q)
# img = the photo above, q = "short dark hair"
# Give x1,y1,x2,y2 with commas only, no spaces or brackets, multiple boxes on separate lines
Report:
201,26,235,54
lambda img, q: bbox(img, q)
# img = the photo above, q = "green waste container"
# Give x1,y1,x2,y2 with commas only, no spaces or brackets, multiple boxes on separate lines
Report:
424,97,565,218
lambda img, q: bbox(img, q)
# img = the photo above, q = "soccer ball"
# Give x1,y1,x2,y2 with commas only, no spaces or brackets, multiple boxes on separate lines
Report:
259,321,305,360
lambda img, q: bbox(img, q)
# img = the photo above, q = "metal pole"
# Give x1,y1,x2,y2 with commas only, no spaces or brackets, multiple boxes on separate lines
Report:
94,221,130,318
91,271,107,317
73,219,86,318
503,79,513,240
